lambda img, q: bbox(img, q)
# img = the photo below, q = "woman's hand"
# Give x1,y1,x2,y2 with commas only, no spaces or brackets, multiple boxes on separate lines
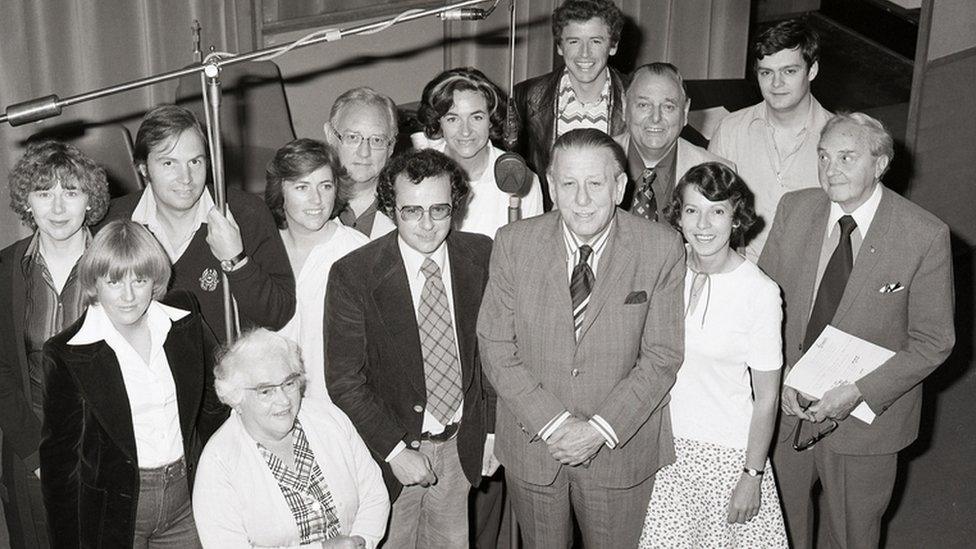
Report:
727,473,762,524
321,535,366,548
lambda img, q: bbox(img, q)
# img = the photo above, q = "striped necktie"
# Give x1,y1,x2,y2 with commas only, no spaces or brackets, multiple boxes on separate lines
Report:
633,167,658,221
570,244,595,340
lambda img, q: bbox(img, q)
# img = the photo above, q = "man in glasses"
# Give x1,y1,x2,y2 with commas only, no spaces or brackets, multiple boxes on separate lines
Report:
325,149,497,548
759,113,954,548
324,87,399,240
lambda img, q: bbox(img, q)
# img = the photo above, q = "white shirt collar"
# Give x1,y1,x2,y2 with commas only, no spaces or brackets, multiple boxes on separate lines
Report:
398,235,449,280
68,301,190,346
131,185,215,259
827,182,884,239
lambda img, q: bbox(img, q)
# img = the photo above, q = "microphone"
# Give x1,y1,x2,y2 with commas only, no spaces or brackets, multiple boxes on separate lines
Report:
439,8,488,21
495,151,531,224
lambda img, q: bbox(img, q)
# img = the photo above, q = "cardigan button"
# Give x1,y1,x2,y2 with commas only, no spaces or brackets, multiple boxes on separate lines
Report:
410,440,420,449
413,405,423,413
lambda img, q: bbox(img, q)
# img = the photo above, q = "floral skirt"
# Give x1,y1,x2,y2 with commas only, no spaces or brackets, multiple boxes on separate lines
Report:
639,437,789,548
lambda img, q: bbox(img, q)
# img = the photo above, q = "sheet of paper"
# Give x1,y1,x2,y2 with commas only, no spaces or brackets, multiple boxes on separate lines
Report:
784,325,895,424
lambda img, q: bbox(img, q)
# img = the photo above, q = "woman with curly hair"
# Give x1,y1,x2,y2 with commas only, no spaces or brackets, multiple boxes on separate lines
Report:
0,141,110,548
639,162,788,548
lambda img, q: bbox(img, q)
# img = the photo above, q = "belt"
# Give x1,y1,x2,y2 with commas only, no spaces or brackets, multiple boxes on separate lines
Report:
421,423,459,442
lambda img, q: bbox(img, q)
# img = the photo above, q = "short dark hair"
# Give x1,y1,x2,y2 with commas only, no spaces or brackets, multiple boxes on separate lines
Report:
133,105,207,170
548,128,627,178
663,162,757,245
376,149,470,224
8,140,110,230
552,0,624,46
418,67,505,142
753,19,820,69
264,138,348,229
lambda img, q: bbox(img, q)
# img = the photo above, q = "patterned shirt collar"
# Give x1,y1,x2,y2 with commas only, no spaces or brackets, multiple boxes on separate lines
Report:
256,418,342,543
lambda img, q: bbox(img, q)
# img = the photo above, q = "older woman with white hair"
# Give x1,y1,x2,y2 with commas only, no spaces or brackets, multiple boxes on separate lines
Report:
193,328,389,549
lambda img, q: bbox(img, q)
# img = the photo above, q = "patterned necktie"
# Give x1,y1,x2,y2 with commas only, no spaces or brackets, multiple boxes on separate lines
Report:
570,244,595,340
803,215,858,351
418,258,463,424
633,167,658,221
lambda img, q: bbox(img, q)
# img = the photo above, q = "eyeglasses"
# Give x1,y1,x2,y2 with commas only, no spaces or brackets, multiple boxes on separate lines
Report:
331,129,393,150
244,374,304,402
791,401,839,452
395,203,453,222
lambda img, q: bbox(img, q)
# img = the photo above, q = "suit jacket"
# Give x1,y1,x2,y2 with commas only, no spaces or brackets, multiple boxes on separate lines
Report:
614,134,736,213
513,67,628,207
39,291,227,548
477,211,685,488
324,231,496,501
0,237,42,473
758,187,955,454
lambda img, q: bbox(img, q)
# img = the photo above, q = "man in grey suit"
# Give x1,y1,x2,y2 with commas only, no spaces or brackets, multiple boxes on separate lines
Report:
759,112,954,548
477,128,685,547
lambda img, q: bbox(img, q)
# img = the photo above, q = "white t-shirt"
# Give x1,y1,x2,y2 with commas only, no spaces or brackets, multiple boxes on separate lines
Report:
668,259,783,449
278,221,369,402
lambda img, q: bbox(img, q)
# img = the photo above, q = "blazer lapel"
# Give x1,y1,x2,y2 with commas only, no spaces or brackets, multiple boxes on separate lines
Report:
796,198,831,341
370,236,425,395
447,235,483,392
163,316,203,441
539,217,575,344
577,216,633,343
63,341,138,461
833,188,893,323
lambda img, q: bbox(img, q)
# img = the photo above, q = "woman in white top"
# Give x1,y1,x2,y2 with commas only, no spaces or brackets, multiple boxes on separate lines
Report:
40,220,225,548
264,139,369,401
416,67,544,238
193,328,389,548
639,162,788,548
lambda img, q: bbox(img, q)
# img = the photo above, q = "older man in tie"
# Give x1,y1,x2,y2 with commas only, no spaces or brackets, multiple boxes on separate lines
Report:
478,128,685,547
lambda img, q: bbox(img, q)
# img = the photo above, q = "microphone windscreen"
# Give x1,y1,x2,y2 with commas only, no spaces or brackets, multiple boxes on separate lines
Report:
494,152,530,195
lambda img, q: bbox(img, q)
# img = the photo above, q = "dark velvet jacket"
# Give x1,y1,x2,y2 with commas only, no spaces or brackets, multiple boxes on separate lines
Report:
512,66,628,208
324,231,497,501
39,291,227,548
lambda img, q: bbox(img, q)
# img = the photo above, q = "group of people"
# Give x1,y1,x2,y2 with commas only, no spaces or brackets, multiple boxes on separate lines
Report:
0,0,955,548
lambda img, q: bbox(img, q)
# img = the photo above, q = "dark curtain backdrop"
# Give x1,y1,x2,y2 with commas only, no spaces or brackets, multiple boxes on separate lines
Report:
0,0,247,247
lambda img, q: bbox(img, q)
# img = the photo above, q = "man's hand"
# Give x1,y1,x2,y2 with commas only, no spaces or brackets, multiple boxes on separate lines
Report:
807,383,862,422
727,473,762,524
389,448,436,487
206,207,245,262
781,386,814,421
482,435,500,476
321,535,366,548
546,416,604,466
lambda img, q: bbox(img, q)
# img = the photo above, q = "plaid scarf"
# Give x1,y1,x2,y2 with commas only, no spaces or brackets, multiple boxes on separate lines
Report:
257,419,341,543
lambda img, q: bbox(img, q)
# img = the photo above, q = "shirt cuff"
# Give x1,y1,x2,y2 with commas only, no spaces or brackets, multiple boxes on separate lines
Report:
385,441,407,462
588,415,618,449
539,411,571,441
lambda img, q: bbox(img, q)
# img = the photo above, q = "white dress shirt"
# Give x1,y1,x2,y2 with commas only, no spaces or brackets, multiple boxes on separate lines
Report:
131,186,215,263
68,302,189,468
812,183,885,302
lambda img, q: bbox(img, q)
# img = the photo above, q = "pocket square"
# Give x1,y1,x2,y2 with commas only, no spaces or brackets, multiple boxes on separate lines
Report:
878,282,905,293
624,290,648,304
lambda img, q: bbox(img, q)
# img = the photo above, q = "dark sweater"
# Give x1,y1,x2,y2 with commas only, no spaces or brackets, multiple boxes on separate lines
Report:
100,187,295,342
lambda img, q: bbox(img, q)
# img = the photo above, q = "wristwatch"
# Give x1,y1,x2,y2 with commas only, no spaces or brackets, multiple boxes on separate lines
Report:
742,467,765,477
220,251,247,272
